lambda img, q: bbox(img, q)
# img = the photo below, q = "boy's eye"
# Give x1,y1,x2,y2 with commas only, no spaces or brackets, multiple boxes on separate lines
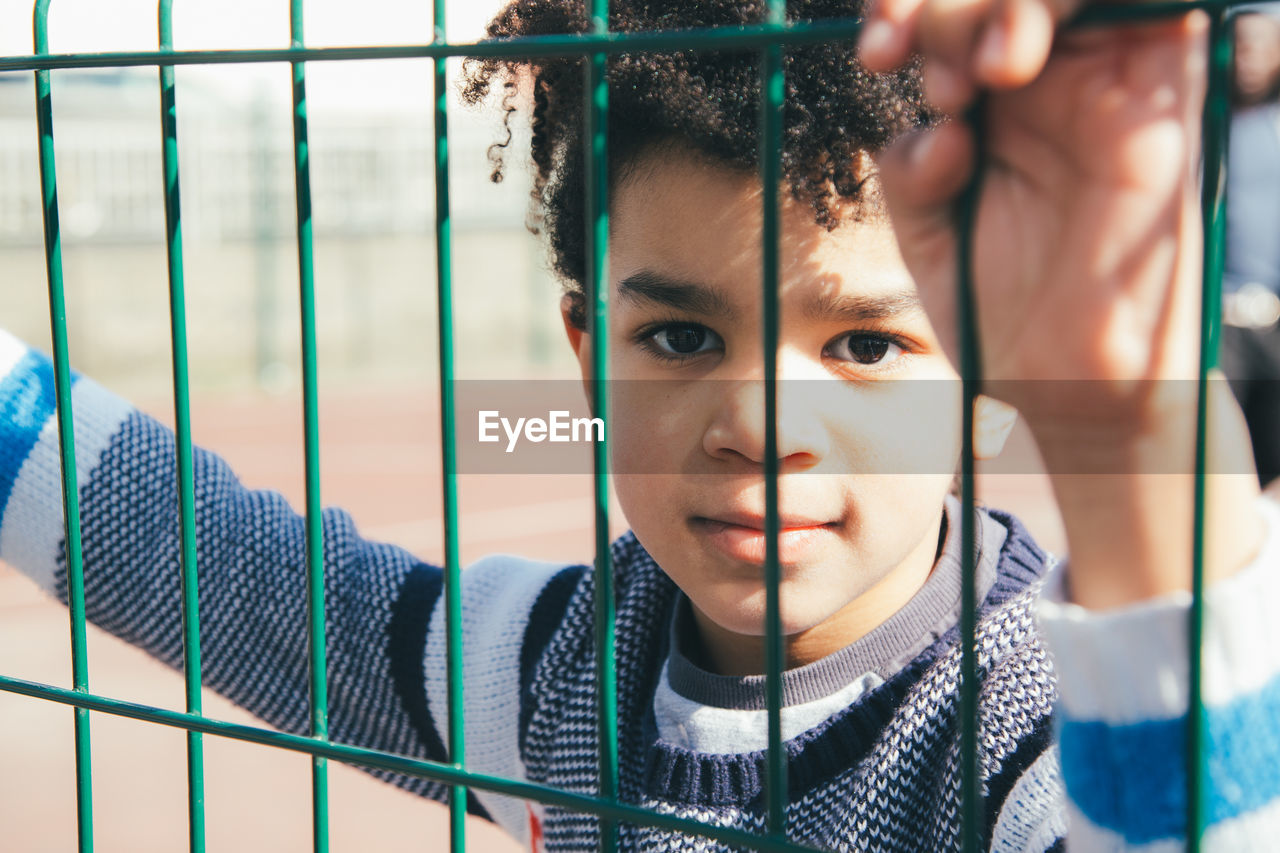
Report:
826,333,905,367
647,323,721,356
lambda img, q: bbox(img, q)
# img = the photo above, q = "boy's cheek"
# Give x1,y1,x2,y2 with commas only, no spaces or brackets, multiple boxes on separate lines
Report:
831,381,965,476
606,381,705,476
611,474,694,577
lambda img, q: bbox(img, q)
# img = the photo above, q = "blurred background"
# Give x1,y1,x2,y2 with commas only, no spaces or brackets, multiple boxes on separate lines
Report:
0,1,1063,850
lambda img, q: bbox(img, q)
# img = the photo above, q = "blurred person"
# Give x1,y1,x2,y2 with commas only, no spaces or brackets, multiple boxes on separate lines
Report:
1223,7,1280,485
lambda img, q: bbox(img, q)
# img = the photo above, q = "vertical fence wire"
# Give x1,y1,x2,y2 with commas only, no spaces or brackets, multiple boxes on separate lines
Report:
954,98,988,853
584,1,618,850
1190,7,1232,849
31,2,95,851
430,2,468,851
156,2,208,850
758,0,788,840
287,2,331,849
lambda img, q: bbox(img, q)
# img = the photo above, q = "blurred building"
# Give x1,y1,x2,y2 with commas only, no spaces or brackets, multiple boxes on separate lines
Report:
0,67,534,243
0,67,568,392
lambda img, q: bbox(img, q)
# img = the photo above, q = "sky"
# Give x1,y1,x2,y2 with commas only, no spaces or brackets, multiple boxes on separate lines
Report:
0,0,506,110
0,0,498,52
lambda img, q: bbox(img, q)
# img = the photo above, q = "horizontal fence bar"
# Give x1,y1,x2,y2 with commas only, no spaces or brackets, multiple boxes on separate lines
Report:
0,1,1228,74
0,21,861,72
1073,0,1233,26
0,675,822,853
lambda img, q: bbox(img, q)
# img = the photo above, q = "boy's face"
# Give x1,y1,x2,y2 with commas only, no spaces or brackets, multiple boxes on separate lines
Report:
565,151,991,674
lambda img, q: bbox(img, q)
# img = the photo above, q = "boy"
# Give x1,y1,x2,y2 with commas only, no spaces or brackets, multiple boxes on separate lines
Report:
2,1,1279,851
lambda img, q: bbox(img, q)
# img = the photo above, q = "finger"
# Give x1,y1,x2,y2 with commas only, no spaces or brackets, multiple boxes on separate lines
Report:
975,0,1055,88
859,0,928,71
877,121,975,221
914,0,995,111
916,0,992,71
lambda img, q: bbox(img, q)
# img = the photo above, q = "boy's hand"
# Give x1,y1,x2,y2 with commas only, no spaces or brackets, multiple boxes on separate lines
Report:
875,9,1203,391
868,6,1267,607
876,12,1208,415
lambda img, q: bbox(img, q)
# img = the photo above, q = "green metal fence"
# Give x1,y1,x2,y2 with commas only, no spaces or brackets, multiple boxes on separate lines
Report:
0,0,1239,850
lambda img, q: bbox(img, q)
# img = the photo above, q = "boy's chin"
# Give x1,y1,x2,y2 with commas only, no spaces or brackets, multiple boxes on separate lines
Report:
701,595,857,642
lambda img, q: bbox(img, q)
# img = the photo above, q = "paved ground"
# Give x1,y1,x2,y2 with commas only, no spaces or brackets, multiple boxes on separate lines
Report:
0,385,1063,852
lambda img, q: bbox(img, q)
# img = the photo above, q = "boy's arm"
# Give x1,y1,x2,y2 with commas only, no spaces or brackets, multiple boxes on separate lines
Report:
863,1,1280,848
0,329,569,843
865,0,1263,606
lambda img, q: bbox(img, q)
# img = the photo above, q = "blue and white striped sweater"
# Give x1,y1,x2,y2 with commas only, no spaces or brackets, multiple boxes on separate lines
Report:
1038,516,1280,853
3,330,1280,851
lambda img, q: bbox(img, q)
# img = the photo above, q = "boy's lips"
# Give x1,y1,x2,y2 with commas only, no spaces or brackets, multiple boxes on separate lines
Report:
689,513,841,565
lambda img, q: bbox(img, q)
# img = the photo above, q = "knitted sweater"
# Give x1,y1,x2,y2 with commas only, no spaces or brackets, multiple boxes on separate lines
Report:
2,330,1279,851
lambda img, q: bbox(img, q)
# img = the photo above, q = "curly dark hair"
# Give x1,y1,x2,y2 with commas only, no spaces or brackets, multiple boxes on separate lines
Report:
461,0,933,327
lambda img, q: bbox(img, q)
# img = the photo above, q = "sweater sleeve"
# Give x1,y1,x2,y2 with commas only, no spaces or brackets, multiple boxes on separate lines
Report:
1036,497,1280,852
0,330,570,845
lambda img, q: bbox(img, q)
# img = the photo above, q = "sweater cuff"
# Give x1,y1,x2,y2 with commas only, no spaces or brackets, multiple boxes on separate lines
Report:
1038,497,1280,849
0,329,133,595
1037,496,1280,725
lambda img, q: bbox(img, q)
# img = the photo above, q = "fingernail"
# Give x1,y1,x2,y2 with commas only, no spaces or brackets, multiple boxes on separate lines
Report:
860,19,895,60
977,24,1006,79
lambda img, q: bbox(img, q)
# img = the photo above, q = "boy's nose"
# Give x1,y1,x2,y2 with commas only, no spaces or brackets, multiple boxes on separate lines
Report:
701,377,831,469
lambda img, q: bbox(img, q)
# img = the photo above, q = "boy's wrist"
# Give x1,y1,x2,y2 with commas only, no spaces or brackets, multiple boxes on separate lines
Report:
1025,378,1263,608
1047,473,1261,608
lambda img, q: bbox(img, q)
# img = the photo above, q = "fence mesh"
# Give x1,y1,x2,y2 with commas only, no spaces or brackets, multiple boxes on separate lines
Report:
0,1,1238,850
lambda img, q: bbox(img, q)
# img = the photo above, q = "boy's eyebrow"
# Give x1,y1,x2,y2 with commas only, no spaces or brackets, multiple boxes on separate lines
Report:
802,290,924,323
617,272,922,324
617,271,738,319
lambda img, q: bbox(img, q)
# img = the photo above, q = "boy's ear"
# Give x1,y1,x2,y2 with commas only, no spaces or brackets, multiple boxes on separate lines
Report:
973,394,1018,460
561,293,593,387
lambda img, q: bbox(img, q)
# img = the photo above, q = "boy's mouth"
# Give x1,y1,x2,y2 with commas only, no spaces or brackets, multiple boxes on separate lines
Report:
689,513,841,565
